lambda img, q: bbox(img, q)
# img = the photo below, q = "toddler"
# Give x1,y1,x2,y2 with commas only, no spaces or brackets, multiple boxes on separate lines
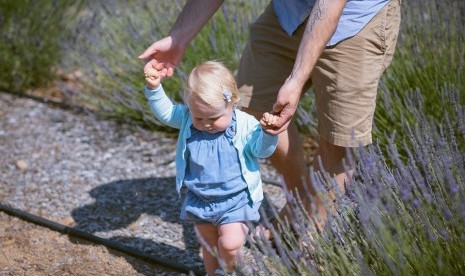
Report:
144,60,278,276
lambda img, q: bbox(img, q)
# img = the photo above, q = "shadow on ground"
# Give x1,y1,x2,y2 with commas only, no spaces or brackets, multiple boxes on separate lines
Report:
71,177,202,275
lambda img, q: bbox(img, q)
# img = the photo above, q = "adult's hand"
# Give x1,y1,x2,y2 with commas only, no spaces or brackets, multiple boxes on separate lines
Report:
138,36,185,78
138,0,224,79
264,77,303,135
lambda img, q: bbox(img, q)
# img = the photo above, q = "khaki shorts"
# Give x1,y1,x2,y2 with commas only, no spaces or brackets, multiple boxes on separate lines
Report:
237,0,401,147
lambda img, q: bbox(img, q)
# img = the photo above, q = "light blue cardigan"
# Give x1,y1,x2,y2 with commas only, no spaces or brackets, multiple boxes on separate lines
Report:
144,85,278,204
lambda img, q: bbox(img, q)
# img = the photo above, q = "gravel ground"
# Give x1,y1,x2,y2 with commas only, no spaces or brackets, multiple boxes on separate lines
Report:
0,92,287,275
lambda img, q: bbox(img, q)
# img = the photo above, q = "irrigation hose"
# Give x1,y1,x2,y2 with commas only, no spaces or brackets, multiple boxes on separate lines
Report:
0,203,204,276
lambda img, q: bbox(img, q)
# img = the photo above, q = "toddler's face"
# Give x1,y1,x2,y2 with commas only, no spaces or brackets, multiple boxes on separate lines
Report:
188,97,233,133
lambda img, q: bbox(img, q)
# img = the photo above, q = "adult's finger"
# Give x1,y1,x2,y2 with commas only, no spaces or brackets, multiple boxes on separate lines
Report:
264,120,291,135
154,63,176,77
160,68,168,77
138,42,159,60
166,67,174,77
266,105,293,134
154,62,175,70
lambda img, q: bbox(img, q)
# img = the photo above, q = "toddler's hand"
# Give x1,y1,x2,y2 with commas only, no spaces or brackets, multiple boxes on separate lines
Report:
145,68,162,89
260,112,279,132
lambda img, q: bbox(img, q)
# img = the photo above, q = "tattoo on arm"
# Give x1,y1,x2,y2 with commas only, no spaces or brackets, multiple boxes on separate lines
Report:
306,0,327,34
290,0,345,82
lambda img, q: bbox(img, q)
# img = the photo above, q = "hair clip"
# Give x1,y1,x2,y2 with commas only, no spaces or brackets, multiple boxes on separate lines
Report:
223,88,232,103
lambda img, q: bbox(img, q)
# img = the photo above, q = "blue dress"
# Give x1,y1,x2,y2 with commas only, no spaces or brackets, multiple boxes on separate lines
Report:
180,113,261,226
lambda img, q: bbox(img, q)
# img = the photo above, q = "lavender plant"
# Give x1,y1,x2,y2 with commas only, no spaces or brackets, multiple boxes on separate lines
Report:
247,88,465,275
373,0,465,153
0,0,85,93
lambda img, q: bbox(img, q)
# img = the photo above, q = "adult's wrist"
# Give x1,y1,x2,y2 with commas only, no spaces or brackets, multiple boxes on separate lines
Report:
168,32,190,52
285,72,307,93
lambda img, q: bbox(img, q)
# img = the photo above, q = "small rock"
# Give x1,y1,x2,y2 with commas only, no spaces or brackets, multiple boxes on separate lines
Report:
15,160,28,171
60,216,75,227
128,214,146,231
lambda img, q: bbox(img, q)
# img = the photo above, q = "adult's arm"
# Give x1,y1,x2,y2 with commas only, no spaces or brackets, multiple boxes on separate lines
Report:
266,0,347,135
138,0,224,77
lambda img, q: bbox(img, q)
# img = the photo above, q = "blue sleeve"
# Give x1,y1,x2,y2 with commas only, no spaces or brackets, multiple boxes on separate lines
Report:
248,126,279,159
144,85,185,129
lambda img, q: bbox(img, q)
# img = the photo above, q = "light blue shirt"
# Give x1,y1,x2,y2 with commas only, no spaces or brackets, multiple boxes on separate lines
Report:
144,85,278,204
273,0,389,46
184,114,247,198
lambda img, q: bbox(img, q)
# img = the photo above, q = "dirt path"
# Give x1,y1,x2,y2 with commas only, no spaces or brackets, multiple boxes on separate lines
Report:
0,212,176,276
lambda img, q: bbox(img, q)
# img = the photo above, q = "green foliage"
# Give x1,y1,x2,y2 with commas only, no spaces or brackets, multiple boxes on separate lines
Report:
65,0,266,130
250,102,465,274
0,0,85,92
373,0,465,150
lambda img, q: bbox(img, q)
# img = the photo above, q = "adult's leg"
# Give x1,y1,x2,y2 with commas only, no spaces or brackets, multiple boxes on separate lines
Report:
312,0,401,193
217,222,249,273
312,137,353,194
195,223,220,276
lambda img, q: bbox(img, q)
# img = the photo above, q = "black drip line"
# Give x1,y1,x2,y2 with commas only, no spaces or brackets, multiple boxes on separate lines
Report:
0,203,204,276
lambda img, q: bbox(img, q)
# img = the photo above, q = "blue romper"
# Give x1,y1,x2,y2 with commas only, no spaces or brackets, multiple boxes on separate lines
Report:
180,113,261,226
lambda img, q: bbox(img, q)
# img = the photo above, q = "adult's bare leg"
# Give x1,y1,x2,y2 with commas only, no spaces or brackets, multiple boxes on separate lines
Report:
272,130,354,231
269,124,320,209
273,124,328,232
312,137,354,197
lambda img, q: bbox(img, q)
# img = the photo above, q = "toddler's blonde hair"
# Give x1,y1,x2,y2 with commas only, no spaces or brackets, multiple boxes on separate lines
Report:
185,60,240,110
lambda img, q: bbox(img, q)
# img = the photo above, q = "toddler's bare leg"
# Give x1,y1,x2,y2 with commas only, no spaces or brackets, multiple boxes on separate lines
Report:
217,222,249,273
195,223,220,276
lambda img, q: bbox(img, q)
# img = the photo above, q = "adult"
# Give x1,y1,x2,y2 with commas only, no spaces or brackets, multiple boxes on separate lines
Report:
139,0,401,230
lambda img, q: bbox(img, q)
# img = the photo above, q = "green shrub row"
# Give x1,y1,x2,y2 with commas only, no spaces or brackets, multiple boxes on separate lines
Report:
0,0,85,92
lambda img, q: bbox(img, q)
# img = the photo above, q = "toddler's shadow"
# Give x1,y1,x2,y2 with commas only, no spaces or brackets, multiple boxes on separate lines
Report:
71,177,202,275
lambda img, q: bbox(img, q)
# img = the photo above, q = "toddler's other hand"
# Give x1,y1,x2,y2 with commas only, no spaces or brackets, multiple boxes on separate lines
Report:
145,68,162,89
260,112,279,132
